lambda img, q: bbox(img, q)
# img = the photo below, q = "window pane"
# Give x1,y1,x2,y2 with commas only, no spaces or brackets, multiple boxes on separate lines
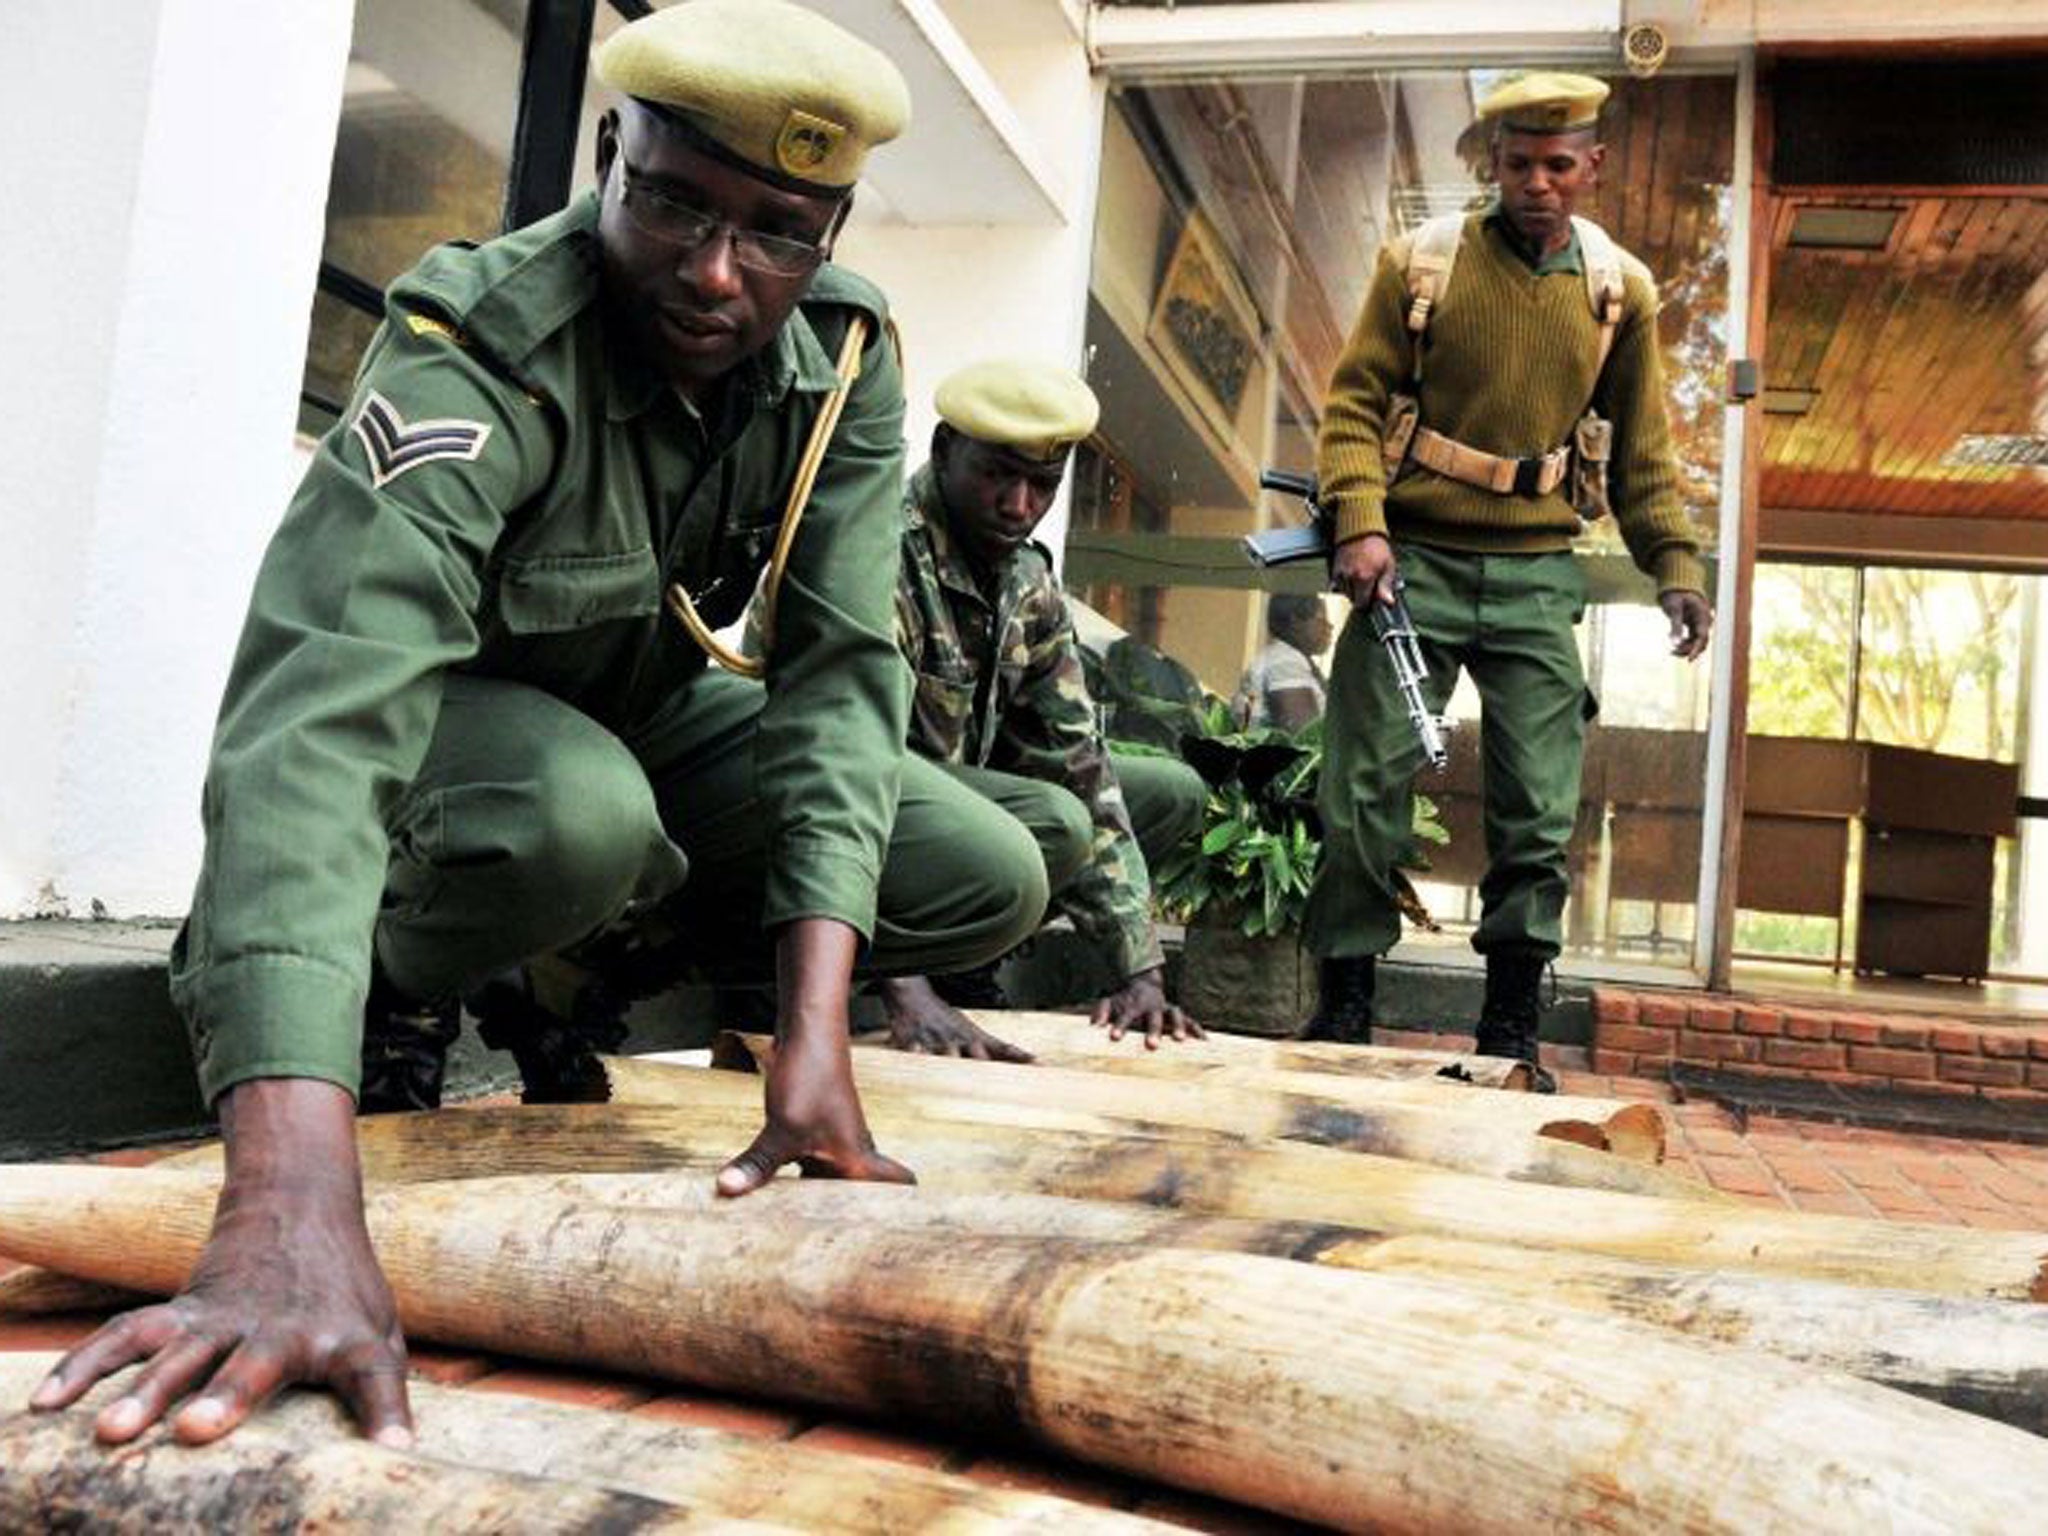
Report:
1748,563,1855,739
298,0,532,420
1736,565,2043,979
1857,567,2034,977
1856,568,2025,759
298,289,381,437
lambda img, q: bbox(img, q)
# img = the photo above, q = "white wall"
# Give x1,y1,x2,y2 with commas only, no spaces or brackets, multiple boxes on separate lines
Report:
0,5,159,916
834,0,1105,560
0,0,353,917
2018,580,2048,976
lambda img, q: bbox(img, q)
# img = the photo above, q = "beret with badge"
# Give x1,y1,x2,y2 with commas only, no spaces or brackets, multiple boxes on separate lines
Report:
1477,71,1611,134
936,359,1101,464
595,0,910,194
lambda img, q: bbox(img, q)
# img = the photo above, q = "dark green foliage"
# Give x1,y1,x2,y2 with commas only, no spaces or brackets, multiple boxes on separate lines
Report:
1150,704,1447,940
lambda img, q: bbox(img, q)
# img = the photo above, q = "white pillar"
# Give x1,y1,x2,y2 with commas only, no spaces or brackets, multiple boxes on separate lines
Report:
835,0,1105,565
0,0,355,916
2017,579,2048,976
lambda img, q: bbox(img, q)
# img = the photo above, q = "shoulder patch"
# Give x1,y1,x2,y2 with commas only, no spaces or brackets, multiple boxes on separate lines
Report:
406,313,467,346
350,391,492,490
804,262,892,329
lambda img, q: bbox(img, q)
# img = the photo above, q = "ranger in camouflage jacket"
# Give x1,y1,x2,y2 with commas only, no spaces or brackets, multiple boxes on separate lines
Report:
896,464,1163,981
869,358,1204,1058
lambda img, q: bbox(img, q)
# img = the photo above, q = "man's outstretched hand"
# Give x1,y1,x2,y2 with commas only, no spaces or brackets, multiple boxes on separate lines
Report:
1092,966,1204,1049
717,918,916,1197
1660,589,1714,661
875,974,1033,1062
28,1078,411,1449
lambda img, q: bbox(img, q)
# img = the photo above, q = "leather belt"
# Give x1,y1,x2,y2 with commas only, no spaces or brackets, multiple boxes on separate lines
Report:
1411,426,1570,497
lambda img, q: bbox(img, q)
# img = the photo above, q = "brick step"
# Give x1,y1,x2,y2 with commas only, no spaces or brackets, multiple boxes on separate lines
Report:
1593,988,2048,1111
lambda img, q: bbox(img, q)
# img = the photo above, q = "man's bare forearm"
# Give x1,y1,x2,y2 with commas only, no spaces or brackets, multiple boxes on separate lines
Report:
774,917,860,1040
218,1076,367,1196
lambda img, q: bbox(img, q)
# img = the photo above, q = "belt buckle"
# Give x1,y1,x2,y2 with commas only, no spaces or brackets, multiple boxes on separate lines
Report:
1511,456,1546,497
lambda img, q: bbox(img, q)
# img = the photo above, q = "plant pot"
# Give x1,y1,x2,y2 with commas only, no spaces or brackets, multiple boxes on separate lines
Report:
1177,915,1311,1037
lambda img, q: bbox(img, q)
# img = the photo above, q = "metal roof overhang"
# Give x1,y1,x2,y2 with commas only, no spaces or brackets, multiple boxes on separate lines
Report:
807,0,1072,225
1085,1,1625,78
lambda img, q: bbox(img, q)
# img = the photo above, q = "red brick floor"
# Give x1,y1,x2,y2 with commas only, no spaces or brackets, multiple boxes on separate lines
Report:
1379,1024,2048,1230
8,1046,2048,1529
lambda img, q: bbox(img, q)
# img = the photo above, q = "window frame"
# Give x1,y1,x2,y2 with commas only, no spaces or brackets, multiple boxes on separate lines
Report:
305,0,631,425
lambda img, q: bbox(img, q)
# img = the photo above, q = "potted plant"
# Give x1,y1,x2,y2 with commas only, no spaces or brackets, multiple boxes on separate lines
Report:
1151,705,1448,1036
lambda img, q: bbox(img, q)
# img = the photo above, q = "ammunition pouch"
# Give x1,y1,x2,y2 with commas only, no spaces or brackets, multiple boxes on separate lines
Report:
1570,410,1613,522
1382,392,1421,479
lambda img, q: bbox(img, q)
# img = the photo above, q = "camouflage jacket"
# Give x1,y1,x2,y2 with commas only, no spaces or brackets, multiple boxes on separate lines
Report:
896,465,1162,979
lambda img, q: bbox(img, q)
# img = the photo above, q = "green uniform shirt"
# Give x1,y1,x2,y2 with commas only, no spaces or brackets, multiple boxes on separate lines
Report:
173,193,910,1103
1485,202,1583,276
894,466,1163,980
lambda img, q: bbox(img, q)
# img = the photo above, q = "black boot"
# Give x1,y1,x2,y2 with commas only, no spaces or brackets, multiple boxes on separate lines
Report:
710,981,779,1033
1301,956,1376,1044
1474,949,1557,1093
358,963,460,1114
930,960,1011,1011
471,967,631,1105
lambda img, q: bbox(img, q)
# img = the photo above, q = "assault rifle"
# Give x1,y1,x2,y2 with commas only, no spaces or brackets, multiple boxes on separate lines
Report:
1244,470,1449,774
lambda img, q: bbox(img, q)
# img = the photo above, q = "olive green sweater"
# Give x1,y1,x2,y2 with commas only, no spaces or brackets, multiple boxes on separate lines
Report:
1317,214,1706,596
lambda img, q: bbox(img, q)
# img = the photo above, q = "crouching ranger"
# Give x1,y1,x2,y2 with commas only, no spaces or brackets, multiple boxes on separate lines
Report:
1306,72,1714,1084
876,360,1209,1056
33,0,1054,1452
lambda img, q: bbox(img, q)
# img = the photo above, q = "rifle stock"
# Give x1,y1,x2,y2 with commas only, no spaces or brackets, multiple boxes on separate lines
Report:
1247,470,1448,772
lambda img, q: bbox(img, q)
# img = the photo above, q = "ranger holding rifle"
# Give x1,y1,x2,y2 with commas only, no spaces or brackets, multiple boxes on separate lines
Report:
1295,72,1713,1085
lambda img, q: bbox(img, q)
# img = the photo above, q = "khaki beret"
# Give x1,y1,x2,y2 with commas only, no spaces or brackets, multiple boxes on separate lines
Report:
596,0,910,192
936,359,1101,463
1478,72,1610,134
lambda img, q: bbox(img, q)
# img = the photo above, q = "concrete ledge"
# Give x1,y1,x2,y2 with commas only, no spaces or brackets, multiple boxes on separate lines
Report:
0,921,199,1158
1592,985,2048,1138
0,921,725,1160
1670,1062,2048,1146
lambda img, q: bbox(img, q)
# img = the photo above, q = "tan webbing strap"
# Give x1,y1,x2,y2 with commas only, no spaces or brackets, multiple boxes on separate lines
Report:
1411,427,1571,497
1401,213,1465,382
666,315,871,679
1573,216,1626,372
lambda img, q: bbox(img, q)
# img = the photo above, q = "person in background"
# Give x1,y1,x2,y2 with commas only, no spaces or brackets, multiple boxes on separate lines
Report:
1234,592,1333,732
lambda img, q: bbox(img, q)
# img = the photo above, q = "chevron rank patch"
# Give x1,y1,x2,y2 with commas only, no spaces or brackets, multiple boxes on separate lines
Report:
350,391,492,490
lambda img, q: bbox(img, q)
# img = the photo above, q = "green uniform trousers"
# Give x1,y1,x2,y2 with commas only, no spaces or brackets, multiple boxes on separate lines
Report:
1305,543,1589,962
1110,751,1210,872
375,672,1049,1000
939,749,1207,902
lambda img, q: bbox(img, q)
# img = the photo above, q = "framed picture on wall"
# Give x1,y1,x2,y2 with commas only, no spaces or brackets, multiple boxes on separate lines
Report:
1146,212,1263,451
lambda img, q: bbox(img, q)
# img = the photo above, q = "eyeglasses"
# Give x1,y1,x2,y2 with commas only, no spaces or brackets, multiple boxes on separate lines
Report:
615,160,828,279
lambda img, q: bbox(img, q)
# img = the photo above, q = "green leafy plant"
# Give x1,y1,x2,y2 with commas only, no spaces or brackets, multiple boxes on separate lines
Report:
1149,706,1449,940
